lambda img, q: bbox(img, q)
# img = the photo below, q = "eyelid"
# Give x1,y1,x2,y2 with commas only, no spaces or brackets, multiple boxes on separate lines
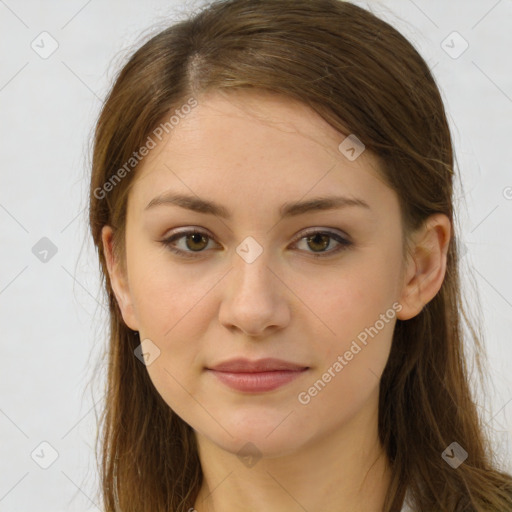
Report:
162,226,216,245
293,227,351,243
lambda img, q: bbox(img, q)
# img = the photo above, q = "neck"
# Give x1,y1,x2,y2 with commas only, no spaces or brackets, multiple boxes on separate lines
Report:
192,393,392,512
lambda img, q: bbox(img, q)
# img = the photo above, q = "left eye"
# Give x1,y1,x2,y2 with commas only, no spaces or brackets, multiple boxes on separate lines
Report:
161,229,352,259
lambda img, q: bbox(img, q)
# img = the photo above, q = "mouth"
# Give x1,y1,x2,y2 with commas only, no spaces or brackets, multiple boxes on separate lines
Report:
206,358,310,392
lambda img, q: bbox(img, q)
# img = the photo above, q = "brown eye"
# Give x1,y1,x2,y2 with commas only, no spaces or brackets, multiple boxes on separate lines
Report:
184,232,209,251
161,229,217,258
293,230,352,258
305,233,331,252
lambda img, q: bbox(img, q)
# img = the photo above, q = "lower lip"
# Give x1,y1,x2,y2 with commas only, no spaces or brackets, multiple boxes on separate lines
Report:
207,369,309,392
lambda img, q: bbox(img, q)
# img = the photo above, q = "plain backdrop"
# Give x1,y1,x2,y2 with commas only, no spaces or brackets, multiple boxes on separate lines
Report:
1,0,511,510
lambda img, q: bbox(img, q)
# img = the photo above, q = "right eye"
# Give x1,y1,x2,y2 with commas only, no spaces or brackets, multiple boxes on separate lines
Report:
161,229,219,259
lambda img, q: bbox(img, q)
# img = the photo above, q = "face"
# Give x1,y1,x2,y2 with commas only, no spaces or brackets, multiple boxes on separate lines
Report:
104,90,411,458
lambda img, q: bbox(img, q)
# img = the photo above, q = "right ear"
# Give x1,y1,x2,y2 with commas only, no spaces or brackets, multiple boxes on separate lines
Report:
101,225,139,331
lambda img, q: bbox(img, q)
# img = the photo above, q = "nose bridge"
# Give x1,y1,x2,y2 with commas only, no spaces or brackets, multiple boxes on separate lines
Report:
219,234,288,335
231,234,276,299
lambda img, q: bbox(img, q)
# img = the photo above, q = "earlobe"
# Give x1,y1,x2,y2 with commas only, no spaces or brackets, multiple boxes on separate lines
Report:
396,213,451,321
101,225,139,331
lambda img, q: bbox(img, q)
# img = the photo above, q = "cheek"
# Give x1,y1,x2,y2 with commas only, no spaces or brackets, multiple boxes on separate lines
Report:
127,251,216,381
304,250,401,334
127,244,212,338
298,248,401,385
297,283,397,421
133,271,209,413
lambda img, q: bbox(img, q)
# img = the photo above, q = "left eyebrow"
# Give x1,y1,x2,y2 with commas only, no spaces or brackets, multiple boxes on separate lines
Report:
144,192,371,219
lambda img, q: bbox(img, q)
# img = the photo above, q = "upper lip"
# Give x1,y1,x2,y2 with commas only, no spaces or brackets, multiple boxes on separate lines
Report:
207,357,309,373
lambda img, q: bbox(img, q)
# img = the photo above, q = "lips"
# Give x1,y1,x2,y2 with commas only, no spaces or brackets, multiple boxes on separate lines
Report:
206,358,310,392
207,357,309,373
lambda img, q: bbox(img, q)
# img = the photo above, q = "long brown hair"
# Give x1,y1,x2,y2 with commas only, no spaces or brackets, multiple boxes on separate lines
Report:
88,1,512,510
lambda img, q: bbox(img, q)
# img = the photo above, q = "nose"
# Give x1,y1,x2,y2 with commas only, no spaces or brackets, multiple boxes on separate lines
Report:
218,245,291,337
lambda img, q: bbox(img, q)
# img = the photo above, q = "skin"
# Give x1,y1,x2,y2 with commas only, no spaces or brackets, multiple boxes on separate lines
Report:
102,89,451,512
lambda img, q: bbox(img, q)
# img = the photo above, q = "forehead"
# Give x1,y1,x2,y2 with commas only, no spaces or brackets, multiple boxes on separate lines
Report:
127,90,393,220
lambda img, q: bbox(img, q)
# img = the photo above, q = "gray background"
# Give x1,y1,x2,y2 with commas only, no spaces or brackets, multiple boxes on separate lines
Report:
1,0,511,510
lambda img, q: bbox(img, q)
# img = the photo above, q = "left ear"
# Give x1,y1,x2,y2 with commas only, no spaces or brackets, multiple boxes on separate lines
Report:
396,213,451,321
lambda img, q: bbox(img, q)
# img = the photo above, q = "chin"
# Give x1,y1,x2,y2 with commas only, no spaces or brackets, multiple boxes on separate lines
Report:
195,419,302,456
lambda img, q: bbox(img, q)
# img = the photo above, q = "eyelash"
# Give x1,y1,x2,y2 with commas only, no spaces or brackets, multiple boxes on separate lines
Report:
160,228,352,260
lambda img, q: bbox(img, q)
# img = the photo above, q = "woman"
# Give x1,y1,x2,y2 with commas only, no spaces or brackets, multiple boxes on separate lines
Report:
88,0,512,510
